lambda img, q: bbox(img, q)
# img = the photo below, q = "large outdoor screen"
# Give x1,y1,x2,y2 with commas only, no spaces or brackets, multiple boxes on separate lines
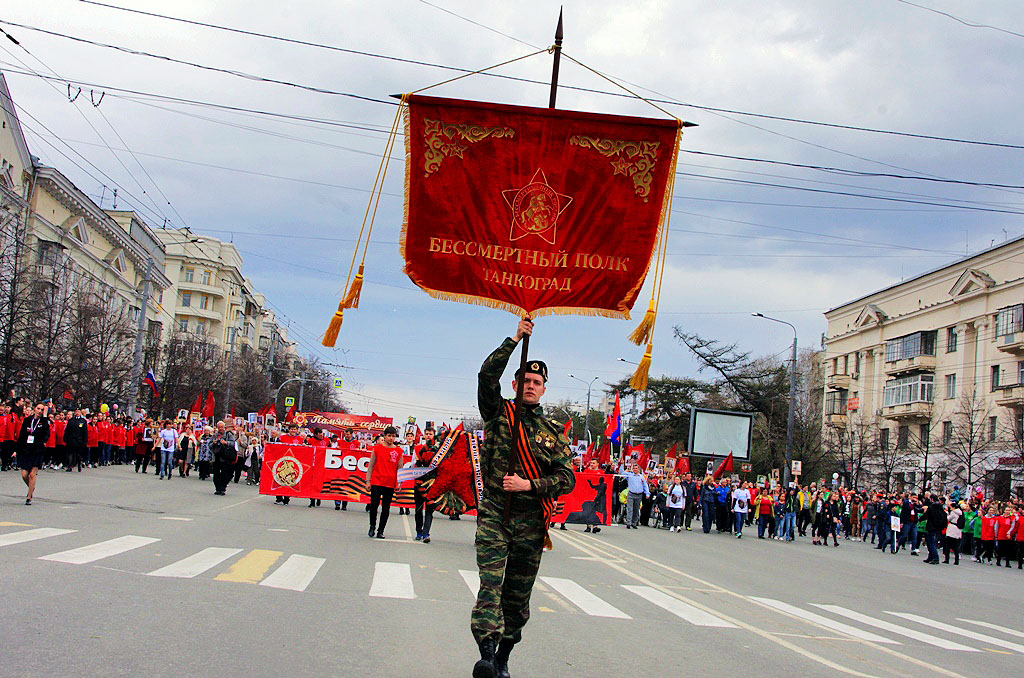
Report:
688,408,753,460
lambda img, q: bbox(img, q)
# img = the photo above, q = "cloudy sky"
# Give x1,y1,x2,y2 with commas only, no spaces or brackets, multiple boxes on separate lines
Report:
3,0,1022,426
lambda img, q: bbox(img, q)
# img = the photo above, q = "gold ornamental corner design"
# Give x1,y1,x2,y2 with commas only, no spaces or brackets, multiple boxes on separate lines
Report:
568,136,661,202
423,119,515,176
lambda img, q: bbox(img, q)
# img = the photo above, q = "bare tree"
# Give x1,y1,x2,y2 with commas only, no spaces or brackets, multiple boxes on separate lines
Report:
936,391,998,488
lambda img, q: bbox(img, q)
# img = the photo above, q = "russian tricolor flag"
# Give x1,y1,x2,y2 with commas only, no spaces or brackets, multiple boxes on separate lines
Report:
604,391,622,445
143,369,161,398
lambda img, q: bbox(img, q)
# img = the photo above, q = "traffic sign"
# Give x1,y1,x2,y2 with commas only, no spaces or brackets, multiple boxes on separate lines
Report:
332,378,344,389
284,397,295,407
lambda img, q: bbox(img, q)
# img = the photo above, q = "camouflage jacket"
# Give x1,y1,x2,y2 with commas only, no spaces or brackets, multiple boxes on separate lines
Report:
477,338,575,509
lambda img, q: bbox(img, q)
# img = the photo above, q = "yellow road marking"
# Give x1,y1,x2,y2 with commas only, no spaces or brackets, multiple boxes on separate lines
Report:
214,549,282,584
538,606,555,613
0,521,34,527
983,648,1012,655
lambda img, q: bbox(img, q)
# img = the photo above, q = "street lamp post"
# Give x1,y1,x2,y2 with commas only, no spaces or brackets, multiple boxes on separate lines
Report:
753,313,798,489
567,374,599,446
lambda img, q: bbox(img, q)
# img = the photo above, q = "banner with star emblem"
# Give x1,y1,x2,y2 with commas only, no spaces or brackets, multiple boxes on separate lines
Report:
401,94,681,318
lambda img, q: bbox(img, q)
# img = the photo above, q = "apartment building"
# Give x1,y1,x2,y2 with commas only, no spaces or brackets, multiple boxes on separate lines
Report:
824,236,1024,499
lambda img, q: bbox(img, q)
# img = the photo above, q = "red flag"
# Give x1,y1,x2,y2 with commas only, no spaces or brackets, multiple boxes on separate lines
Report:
596,441,611,466
563,418,572,439
230,405,236,419
581,441,595,467
202,391,215,419
666,442,677,459
711,453,735,480
677,456,690,474
636,444,650,471
284,401,297,423
415,425,423,445
454,421,465,432
188,393,201,417
401,96,680,318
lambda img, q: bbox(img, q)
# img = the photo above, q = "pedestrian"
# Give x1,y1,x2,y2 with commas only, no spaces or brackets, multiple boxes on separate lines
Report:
17,401,50,505
233,431,249,485
365,425,402,538
157,420,178,480
1015,505,1024,570
413,426,438,541
134,420,153,473
782,487,798,541
470,320,575,678
754,488,774,539
943,500,963,565
197,426,214,480
177,428,193,477
995,505,1017,568
274,423,304,505
715,479,730,533
63,409,88,473
682,472,697,531
921,495,947,564
797,485,812,537
211,420,236,496
306,428,327,506
665,474,684,532
622,462,649,529
732,481,751,538
699,476,716,534
979,505,997,564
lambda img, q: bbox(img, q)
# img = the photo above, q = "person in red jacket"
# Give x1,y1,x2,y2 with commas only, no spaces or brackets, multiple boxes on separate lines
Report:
0,403,9,469
365,426,402,539
979,505,998,564
274,423,305,505
1016,506,1024,570
305,427,328,507
86,416,98,468
44,412,57,468
54,413,67,470
995,505,1018,568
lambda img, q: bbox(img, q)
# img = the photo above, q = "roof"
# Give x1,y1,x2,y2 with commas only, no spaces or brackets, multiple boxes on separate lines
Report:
825,232,1024,315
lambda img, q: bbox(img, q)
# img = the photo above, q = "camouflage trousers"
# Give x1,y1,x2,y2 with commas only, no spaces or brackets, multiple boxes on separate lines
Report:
471,497,546,645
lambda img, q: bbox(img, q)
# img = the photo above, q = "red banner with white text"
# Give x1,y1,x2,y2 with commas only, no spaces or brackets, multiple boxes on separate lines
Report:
402,95,681,319
259,442,414,506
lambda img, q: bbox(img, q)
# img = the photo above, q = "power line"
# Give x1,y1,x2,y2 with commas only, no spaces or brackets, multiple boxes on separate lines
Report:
71,1,1024,150
894,0,1024,40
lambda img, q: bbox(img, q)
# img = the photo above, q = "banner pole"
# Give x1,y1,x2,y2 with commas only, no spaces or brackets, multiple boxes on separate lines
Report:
504,9,563,524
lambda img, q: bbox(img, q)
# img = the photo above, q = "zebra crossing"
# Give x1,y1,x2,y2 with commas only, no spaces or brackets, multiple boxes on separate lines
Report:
2,524,1023,654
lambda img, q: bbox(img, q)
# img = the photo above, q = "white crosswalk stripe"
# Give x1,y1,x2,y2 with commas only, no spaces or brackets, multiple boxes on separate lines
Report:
887,612,1024,654
39,535,160,565
260,554,326,592
539,577,631,619
0,527,76,547
752,598,899,645
957,618,1024,640
459,569,480,598
624,586,737,627
369,561,416,599
147,548,243,578
812,605,977,651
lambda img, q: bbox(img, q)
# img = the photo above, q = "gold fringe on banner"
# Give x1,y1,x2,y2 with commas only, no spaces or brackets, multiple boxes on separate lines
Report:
630,343,652,391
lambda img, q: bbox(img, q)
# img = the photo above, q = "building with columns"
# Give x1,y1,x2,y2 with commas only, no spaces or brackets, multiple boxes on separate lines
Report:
823,236,1024,500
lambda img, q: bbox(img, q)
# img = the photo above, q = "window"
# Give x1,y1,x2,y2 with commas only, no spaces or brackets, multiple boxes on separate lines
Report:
919,423,930,449
37,240,62,266
995,304,1023,338
201,270,211,285
853,352,861,375
825,390,848,415
196,320,206,335
991,365,1001,390
183,267,195,283
178,317,188,332
945,374,957,399
1019,361,1024,385
883,374,934,406
946,326,957,352
879,429,889,450
885,331,937,362
943,421,952,445
989,416,998,442
897,425,909,449
181,292,192,307
199,295,209,310
841,355,848,375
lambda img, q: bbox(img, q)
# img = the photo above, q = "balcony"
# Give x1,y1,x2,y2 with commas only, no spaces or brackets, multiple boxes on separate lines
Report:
881,401,932,421
827,373,852,390
996,334,1024,356
826,412,848,427
995,384,1024,409
885,355,936,377
178,306,222,322
178,280,226,298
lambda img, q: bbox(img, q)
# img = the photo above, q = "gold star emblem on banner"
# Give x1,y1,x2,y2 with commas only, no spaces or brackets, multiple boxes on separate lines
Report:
502,169,573,245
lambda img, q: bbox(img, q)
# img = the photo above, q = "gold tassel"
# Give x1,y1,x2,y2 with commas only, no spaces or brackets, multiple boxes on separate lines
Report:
543,531,553,552
629,343,653,391
341,264,365,309
627,299,656,346
322,306,344,347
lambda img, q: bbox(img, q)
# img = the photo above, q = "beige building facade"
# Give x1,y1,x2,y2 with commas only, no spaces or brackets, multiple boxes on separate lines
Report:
824,237,1024,499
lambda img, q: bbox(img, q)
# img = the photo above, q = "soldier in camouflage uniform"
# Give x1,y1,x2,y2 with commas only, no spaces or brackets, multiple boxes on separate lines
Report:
472,319,575,678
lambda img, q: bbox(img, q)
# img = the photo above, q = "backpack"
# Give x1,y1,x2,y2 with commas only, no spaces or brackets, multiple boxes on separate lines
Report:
956,511,965,530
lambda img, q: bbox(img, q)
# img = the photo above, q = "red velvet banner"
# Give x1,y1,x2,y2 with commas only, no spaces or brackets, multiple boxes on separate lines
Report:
259,442,414,506
402,95,681,318
550,471,612,525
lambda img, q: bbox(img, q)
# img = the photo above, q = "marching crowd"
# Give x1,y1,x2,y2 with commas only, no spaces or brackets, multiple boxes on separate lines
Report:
4,395,1024,571
605,461,1024,571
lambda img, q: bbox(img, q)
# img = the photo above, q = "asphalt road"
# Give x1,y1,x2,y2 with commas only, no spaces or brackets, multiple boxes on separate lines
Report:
2,466,1022,677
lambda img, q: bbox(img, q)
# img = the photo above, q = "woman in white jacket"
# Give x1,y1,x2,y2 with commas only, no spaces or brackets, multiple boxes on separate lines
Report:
665,475,685,532
943,502,963,565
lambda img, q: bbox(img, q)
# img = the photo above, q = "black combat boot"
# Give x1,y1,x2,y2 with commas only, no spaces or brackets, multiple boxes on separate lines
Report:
493,639,514,678
473,639,497,678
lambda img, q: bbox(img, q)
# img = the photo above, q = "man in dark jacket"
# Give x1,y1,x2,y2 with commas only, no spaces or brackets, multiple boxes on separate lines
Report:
922,494,947,564
211,420,237,496
63,409,88,472
682,473,698,531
